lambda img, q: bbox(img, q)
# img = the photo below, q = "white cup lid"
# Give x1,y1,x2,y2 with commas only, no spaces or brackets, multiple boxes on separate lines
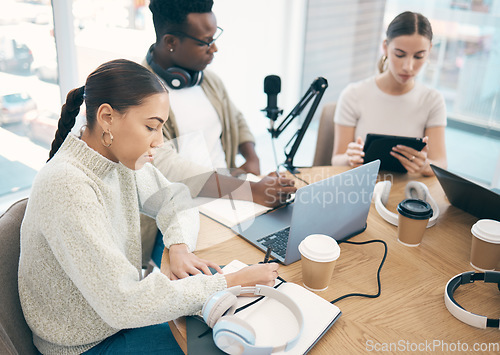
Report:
298,234,340,262
471,219,500,244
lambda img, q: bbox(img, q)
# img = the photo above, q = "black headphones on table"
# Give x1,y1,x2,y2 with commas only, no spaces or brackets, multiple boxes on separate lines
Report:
444,271,500,329
202,285,304,354
146,44,203,89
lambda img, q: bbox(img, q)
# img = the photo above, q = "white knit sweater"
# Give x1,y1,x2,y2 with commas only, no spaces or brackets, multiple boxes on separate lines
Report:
18,134,227,354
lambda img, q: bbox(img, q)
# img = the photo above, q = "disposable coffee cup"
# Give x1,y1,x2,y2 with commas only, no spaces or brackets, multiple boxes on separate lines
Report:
397,199,433,247
470,219,500,271
298,234,340,291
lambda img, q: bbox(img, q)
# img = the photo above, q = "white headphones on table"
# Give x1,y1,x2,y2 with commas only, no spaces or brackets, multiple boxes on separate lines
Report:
202,285,304,355
372,180,439,228
444,271,500,329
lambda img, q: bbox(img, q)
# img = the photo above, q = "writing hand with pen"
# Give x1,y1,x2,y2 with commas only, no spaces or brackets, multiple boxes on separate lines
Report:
224,262,279,289
251,172,296,207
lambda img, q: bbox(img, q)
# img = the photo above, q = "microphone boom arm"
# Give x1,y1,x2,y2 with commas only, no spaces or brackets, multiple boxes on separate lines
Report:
268,77,328,173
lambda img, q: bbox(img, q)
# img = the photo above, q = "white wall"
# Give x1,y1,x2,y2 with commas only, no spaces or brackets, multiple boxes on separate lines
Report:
211,0,307,137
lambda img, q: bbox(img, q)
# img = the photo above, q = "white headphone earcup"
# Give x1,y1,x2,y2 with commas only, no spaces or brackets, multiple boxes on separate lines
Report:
374,181,391,205
373,181,399,226
405,181,428,200
213,316,256,355
203,291,237,328
404,181,440,227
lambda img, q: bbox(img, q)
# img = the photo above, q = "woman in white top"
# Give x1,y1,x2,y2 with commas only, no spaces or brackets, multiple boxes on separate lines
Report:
331,11,447,176
18,59,278,354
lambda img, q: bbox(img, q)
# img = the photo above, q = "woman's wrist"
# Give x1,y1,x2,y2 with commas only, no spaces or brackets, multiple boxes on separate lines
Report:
331,153,350,166
223,272,238,288
169,243,189,254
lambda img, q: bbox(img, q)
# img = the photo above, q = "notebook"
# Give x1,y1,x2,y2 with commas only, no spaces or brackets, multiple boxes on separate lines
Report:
431,164,500,220
231,160,381,265
187,260,342,355
195,173,272,228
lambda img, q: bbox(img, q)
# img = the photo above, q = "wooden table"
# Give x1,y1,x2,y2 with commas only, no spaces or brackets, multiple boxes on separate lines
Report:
166,166,500,354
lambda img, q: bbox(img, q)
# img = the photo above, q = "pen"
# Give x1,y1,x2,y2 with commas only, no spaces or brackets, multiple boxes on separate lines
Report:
263,247,272,263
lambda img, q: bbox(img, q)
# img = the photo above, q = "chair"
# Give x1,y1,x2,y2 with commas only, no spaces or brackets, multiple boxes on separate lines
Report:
0,198,37,355
312,102,336,166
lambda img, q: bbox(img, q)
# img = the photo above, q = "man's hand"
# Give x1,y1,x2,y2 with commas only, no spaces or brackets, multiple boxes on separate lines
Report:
251,172,296,207
236,156,261,176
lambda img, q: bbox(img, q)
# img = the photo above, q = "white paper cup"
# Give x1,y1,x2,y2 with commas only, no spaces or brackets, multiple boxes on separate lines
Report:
470,219,500,271
298,234,340,291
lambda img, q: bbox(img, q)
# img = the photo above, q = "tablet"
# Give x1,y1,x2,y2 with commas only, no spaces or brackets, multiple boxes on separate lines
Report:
363,134,426,173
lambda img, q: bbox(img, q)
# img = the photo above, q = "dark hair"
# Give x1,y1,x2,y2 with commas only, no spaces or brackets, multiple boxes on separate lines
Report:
386,11,433,43
378,11,433,73
149,0,214,43
48,59,167,161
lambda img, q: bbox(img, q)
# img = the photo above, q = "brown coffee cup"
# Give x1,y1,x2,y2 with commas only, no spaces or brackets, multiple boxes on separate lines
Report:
470,219,500,271
397,199,433,247
298,234,340,291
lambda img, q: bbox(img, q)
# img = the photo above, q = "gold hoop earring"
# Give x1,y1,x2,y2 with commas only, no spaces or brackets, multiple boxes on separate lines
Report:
101,130,113,147
379,55,388,73
79,124,87,138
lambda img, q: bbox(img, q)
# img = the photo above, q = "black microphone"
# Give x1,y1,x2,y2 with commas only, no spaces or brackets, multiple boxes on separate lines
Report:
263,75,283,132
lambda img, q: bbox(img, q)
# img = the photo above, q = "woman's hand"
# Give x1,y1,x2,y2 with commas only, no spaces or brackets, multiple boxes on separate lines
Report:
346,136,365,167
224,263,280,288
168,244,223,280
391,136,429,174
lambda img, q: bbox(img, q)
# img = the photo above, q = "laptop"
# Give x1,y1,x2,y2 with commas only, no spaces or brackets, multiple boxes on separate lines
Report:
431,164,500,220
231,160,381,265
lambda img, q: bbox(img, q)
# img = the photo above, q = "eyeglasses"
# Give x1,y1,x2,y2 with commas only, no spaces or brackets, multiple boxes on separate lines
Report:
169,26,223,48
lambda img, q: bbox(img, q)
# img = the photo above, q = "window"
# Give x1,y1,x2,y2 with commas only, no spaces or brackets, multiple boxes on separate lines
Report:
0,0,153,212
0,0,304,212
0,0,59,211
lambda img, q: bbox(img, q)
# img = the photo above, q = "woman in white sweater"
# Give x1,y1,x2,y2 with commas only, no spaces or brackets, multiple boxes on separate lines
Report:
331,11,447,176
18,59,278,354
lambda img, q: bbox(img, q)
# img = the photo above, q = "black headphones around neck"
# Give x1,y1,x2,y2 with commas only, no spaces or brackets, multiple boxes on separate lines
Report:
146,44,203,90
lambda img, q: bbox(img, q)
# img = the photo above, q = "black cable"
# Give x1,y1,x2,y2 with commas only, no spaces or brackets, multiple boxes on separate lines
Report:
289,168,310,185
276,162,311,186
330,239,388,304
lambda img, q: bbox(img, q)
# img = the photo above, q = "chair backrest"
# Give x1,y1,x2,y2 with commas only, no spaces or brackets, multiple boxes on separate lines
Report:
0,198,37,355
312,102,336,166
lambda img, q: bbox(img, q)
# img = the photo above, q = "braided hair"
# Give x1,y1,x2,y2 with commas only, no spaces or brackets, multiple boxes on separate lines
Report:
48,59,167,161
48,86,84,160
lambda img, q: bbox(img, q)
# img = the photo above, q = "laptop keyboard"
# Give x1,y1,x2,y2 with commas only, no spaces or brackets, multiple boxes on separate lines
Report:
257,227,290,259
